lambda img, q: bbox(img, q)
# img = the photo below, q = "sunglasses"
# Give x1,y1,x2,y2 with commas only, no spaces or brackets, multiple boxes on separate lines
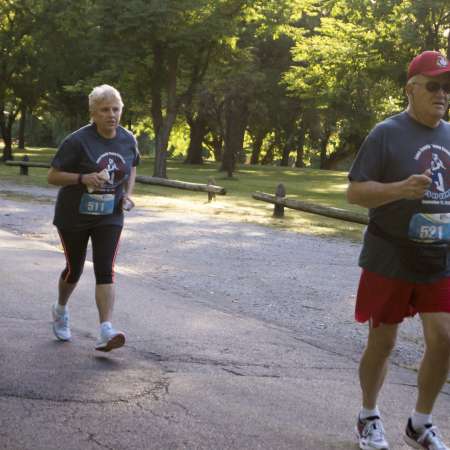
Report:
413,81,450,94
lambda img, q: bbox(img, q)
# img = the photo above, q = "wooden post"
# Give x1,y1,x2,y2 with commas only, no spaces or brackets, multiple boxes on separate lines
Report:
20,155,29,175
207,177,216,202
273,183,286,218
252,191,369,225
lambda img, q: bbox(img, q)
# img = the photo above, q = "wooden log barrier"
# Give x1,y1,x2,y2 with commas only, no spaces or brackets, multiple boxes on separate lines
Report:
4,161,227,199
252,189,368,225
5,158,51,175
136,175,226,195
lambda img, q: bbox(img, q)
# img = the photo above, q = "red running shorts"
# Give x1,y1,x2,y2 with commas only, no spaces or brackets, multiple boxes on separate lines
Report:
355,269,450,327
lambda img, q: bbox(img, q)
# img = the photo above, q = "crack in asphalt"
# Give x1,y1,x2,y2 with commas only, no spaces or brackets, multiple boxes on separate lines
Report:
0,315,43,322
222,367,246,376
0,378,170,404
129,346,356,377
390,381,450,396
131,347,273,369
87,432,116,450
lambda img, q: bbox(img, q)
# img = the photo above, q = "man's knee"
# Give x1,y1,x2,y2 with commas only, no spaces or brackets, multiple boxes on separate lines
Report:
426,330,450,355
367,338,396,359
366,325,398,358
422,313,450,356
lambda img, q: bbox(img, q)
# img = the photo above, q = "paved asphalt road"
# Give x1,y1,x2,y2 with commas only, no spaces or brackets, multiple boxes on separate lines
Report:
1,187,450,450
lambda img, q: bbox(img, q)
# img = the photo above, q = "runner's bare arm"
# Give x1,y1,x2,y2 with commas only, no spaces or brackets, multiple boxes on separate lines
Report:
47,167,107,188
347,170,432,208
124,166,136,197
122,166,136,211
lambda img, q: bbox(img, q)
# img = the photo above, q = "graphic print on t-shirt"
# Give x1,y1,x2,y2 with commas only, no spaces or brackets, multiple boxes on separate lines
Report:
409,144,450,241
430,153,446,192
415,144,450,205
96,152,128,192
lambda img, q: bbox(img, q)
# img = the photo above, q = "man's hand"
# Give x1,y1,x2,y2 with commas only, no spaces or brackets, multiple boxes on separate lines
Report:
400,169,432,199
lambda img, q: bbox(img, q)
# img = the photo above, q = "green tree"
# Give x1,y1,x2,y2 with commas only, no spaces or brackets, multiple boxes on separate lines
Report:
0,0,44,160
217,0,306,174
93,0,249,178
41,0,103,136
284,0,450,168
284,1,400,167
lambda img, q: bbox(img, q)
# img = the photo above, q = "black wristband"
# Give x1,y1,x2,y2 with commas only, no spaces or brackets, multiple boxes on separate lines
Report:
78,173,83,184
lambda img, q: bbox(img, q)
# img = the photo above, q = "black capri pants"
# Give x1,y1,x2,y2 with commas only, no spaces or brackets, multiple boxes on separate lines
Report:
57,225,122,285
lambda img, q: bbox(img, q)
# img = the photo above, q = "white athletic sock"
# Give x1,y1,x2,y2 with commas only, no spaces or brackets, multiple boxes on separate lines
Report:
360,406,381,420
55,303,67,315
100,321,112,331
411,410,432,431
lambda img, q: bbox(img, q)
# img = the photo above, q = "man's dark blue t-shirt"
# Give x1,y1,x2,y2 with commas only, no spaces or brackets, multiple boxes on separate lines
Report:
349,111,450,282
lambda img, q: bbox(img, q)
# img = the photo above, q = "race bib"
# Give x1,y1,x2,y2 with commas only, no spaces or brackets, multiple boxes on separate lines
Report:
79,193,115,215
408,213,450,242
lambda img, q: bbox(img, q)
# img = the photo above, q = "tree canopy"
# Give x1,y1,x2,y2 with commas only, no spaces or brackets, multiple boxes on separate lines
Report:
1,0,449,173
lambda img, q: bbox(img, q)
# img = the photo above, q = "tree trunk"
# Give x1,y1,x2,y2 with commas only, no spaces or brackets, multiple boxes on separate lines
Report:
1,132,13,161
69,111,84,132
211,132,223,162
220,94,248,177
322,133,363,170
250,131,264,165
295,128,305,168
153,101,178,178
319,128,332,169
185,115,208,164
221,141,234,178
18,104,26,150
0,106,18,161
280,133,295,166
322,148,355,170
261,144,274,165
154,122,174,179
151,44,179,179
262,130,280,165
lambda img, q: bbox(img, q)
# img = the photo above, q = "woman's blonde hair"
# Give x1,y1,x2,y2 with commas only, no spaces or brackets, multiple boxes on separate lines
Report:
88,84,124,115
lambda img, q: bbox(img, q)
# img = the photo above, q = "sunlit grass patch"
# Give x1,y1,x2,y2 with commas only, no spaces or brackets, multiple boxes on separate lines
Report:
1,147,367,241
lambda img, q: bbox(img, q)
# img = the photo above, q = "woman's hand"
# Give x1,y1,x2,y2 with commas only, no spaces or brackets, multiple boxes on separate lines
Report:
122,194,135,211
82,169,110,192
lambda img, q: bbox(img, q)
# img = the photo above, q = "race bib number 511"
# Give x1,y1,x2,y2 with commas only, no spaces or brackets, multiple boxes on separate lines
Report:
79,193,114,215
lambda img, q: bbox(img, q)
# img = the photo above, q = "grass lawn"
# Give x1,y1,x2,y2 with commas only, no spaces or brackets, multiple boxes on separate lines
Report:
0,147,367,241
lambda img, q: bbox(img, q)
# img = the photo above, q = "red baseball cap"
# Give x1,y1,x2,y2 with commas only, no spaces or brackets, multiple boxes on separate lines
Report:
407,51,450,80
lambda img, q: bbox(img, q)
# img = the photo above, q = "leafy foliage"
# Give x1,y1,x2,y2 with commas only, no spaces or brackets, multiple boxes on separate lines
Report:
1,0,449,170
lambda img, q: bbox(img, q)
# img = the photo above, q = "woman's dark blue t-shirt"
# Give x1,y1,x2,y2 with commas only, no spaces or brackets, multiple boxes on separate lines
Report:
51,123,140,231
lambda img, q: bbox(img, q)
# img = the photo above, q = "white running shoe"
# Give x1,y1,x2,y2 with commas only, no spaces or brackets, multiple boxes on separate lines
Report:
95,326,125,352
356,415,390,449
404,418,449,450
52,304,71,341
